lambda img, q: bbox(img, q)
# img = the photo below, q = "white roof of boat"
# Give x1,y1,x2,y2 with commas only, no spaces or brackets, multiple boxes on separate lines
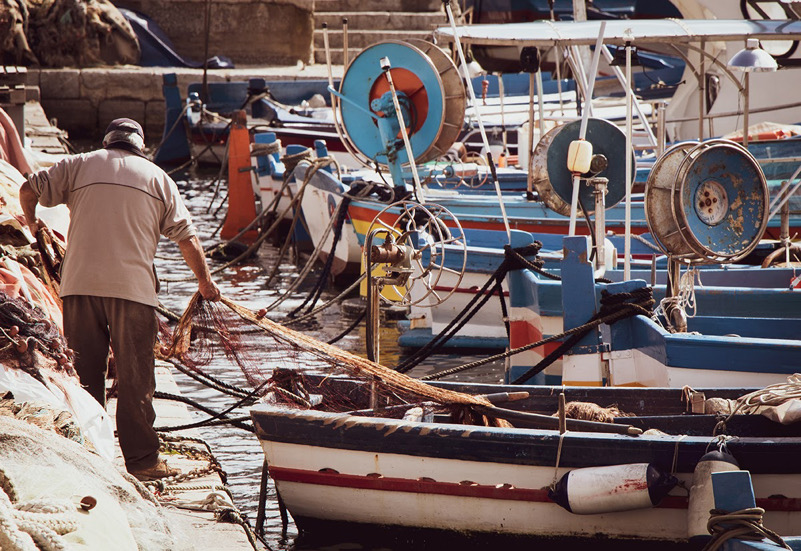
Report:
433,19,801,47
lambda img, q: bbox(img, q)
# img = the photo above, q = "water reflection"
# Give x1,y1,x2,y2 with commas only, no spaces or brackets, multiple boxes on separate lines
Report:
156,172,505,549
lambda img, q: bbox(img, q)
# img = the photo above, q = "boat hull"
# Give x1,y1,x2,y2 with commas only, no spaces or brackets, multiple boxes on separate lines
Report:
252,404,801,542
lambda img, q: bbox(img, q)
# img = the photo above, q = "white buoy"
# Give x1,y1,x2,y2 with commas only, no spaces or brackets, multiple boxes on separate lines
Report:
687,450,740,546
566,139,593,174
549,463,677,514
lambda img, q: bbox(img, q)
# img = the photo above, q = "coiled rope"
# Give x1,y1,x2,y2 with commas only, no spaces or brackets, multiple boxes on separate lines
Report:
0,468,78,551
703,507,790,551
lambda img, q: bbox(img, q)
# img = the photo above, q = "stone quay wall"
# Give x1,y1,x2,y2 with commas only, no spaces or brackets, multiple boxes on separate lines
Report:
28,64,336,142
113,0,315,66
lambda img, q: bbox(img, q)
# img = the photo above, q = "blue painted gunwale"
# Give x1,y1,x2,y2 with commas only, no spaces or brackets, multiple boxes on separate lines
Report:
250,404,801,476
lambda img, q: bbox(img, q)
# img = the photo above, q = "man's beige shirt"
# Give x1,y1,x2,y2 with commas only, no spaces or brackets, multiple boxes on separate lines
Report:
27,148,196,306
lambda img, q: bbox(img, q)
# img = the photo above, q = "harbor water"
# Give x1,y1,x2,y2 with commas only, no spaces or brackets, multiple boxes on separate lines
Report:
157,169,508,550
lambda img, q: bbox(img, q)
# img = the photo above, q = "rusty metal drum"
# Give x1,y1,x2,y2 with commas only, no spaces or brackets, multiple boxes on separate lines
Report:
645,139,768,264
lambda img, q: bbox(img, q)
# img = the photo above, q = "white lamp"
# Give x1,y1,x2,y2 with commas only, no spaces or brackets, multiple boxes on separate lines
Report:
727,38,778,147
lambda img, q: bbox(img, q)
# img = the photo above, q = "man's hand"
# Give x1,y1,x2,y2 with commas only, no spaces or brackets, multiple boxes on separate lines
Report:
26,217,44,236
199,279,222,301
19,180,42,237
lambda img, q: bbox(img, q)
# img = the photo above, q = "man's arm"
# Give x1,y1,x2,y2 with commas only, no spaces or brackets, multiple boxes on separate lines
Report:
19,180,43,234
177,234,221,301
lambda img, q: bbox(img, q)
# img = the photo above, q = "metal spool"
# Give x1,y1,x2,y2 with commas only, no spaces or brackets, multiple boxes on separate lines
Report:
338,40,466,167
645,140,769,264
530,118,634,217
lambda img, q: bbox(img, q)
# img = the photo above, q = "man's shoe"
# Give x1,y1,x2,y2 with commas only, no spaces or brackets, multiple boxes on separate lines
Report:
129,459,181,481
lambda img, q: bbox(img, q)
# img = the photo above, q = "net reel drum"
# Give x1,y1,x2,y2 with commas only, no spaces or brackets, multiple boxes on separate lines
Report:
644,139,769,330
364,201,466,363
335,41,468,363
531,117,635,274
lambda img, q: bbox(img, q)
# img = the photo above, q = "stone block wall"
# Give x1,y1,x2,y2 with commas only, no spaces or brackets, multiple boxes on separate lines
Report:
112,0,314,66
31,68,168,140
28,65,337,141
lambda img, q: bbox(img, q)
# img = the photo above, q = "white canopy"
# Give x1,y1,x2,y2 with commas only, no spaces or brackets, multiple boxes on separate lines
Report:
433,19,801,47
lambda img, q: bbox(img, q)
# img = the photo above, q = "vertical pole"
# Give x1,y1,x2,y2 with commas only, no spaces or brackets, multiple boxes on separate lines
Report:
381,59,424,202
743,72,750,148
535,68,546,142
657,101,667,157
698,40,705,141
569,21,607,236
342,18,349,68
527,72,536,195
624,42,632,280
443,0,511,241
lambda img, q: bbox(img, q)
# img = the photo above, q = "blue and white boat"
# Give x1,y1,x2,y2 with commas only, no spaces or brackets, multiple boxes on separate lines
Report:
250,370,801,544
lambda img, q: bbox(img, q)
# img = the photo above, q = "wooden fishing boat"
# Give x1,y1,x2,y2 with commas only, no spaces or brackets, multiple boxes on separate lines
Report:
250,370,801,544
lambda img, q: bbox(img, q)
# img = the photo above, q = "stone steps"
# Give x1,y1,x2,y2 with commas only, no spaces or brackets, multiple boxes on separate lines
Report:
311,0,445,65
314,0,442,12
316,11,445,31
313,30,435,64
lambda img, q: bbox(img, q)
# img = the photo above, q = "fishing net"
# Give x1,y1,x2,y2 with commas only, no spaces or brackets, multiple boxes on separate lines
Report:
162,293,508,427
0,289,73,383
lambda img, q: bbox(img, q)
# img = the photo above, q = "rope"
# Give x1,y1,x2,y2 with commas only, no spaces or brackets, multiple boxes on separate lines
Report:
655,266,699,328
154,390,255,432
154,381,265,433
396,242,544,374
0,468,77,551
251,140,281,157
217,294,507,414
288,195,353,317
703,507,791,551
505,286,654,384
163,357,251,398
327,309,366,344
280,148,314,174
282,272,366,326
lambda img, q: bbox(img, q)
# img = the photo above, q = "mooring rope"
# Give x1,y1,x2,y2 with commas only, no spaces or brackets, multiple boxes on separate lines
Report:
421,286,655,382
703,507,791,551
395,242,545,374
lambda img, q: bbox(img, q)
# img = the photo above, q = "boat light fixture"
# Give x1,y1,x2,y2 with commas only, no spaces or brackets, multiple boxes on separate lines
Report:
727,39,777,147
728,38,779,72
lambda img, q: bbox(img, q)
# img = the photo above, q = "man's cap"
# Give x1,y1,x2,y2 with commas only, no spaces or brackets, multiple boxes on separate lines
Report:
105,117,144,138
103,117,148,159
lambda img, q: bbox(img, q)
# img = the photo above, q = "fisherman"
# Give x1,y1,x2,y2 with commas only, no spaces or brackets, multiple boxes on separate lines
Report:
19,118,221,481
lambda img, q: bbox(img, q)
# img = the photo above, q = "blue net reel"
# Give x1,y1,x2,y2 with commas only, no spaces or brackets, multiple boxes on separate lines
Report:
338,40,465,167
645,139,769,264
530,117,634,217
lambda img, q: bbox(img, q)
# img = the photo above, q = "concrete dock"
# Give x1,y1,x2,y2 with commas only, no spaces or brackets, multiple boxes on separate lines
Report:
18,98,259,550
108,362,257,550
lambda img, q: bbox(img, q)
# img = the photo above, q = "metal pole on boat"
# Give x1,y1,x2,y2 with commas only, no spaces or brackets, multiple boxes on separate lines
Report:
536,68,546,142
699,40,706,141
520,47,542,196
625,39,633,280
547,0,566,116
656,101,667,157
498,73,507,157
442,0,511,241
743,71,750,147
568,21,606,236
599,45,657,148
380,57,425,202
527,71,536,195
201,0,212,103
